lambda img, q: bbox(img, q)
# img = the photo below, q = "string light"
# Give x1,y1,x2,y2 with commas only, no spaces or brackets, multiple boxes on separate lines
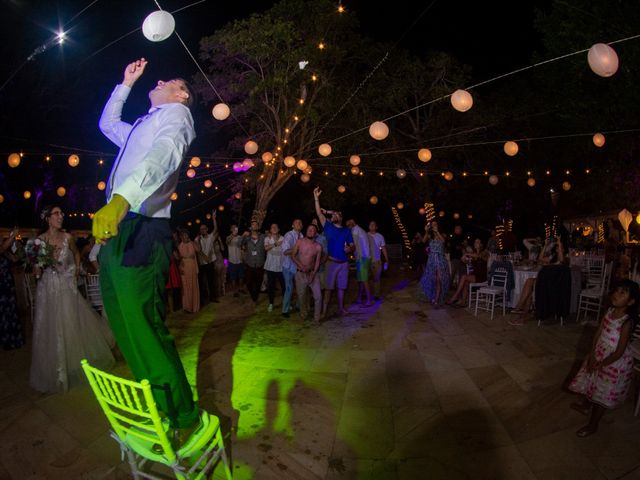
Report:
318,42,325,50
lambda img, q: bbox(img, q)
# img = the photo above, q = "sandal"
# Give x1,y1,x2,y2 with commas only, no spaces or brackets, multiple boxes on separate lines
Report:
570,402,591,416
576,425,597,437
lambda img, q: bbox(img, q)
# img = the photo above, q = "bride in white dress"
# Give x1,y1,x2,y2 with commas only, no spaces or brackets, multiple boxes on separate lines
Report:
29,205,115,393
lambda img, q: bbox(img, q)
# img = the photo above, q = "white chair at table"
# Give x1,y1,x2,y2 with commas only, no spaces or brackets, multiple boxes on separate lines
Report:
585,255,605,288
85,273,104,314
577,261,613,324
474,268,508,320
468,280,488,310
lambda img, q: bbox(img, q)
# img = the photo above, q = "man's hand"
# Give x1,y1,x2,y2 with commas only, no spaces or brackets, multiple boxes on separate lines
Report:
123,58,148,88
92,194,130,244
212,210,217,219
313,187,322,199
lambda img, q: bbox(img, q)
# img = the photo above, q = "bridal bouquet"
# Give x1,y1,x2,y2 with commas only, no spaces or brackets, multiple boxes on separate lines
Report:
24,238,55,275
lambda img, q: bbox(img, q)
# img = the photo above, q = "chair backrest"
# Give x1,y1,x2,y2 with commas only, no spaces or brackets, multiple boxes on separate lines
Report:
490,268,508,288
81,359,176,462
85,274,104,311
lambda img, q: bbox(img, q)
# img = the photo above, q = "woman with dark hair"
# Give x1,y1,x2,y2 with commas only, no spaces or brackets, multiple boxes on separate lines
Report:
0,228,24,350
29,205,115,392
177,228,200,313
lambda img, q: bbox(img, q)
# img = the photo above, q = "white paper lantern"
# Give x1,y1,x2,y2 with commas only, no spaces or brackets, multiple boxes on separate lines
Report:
300,173,311,183
397,202,404,209
186,168,196,178
418,207,426,215
296,159,308,171
218,205,225,211
349,155,361,166
304,166,313,174
438,210,445,218
142,10,176,42
503,141,519,156
170,192,178,201
370,196,378,205
97,181,106,191
212,103,231,120
444,171,454,181
204,179,213,188
0,194,4,204
338,185,346,193
417,148,432,162
8,153,20,168
450,89,473,112
190,156,201,167
369,121,389,140
489,175,499,185
562,181,571,191
261,152,273,162
527,178,536,187
284,156,296,168
453,212,460,220
587,43,619,78
242,158,255,169
351,166,360,175
68,154,80,167
56,186,66,197
23,190,31,199
232,162,242,172
592,132,605,147
396,168,406,179
244,140,259,155
318,143,332,157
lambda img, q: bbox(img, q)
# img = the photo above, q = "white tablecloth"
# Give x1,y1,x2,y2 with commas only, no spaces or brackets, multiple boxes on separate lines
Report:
509,268,539,307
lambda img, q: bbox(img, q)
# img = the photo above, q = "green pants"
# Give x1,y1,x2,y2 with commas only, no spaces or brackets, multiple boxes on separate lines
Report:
99,216,198,428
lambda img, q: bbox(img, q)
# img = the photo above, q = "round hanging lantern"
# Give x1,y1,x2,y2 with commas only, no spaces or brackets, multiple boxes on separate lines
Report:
284,156,296,168
296,159,308,171
242,158,254,170
204,179,213,188
142,10,175,42
244,140,259,155
218,205,225,211
170,192,178,200
304,166,313,174
450,89,473,112
417,148,432,162
396,169,406,179
503,141,519,156
369,196,378,205
300,173,311,183
337,185,346,193
592,132,605,147
369,121,389,141
232,162,242,172
453,212,460,220
56,187,66,197
206,213,212,220
527,178,536,187
318,143,332,157
195,219,201,224
212,103,231,120
489,175,499,185
562,181,571,191
0,194,4,204
397,202,404,209
186,168,196,178
97,181,106,191
418,208,426,215
234,192,242,200
349,155,361,166
351,166,360,175
8,153,20,168
587,43,619,78
68,154,80,167
261,152,273,162
190,157,201,167
443,171,454,181
23,190,31,199
438,210,445,218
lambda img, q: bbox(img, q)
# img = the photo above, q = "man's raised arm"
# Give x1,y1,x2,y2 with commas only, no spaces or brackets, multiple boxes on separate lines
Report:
313,187,327,227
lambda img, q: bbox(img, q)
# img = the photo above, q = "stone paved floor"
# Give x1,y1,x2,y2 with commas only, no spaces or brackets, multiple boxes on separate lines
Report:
2,269,640,479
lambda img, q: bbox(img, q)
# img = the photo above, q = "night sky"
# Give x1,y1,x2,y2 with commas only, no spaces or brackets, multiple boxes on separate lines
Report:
0,0,607,239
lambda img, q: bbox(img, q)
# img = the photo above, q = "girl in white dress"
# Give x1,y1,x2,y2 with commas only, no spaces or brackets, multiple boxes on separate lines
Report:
29,205,115,393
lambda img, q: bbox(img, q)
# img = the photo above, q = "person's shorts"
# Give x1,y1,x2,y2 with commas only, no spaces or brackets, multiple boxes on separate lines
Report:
356,257,371,282
228,262,244,281
325,260,348,290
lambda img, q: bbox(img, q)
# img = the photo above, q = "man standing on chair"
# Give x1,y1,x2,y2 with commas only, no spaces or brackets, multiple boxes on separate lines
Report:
92,58,199,436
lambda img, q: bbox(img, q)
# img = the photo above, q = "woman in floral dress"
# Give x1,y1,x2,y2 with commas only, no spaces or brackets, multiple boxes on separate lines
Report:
419,221,450,307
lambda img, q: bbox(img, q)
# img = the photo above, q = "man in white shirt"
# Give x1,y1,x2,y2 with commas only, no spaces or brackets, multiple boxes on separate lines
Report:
92,58,199,437
368,221,388,299
346,219,373,306
281,219,303,317
226,224,244,296
196,223,218,303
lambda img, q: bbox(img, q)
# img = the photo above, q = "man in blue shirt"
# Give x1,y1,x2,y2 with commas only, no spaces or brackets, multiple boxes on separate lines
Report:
313,187,354,317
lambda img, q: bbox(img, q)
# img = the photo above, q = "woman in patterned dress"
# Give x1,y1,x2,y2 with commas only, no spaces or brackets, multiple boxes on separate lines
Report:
419,221,450,307
568,279,639,437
